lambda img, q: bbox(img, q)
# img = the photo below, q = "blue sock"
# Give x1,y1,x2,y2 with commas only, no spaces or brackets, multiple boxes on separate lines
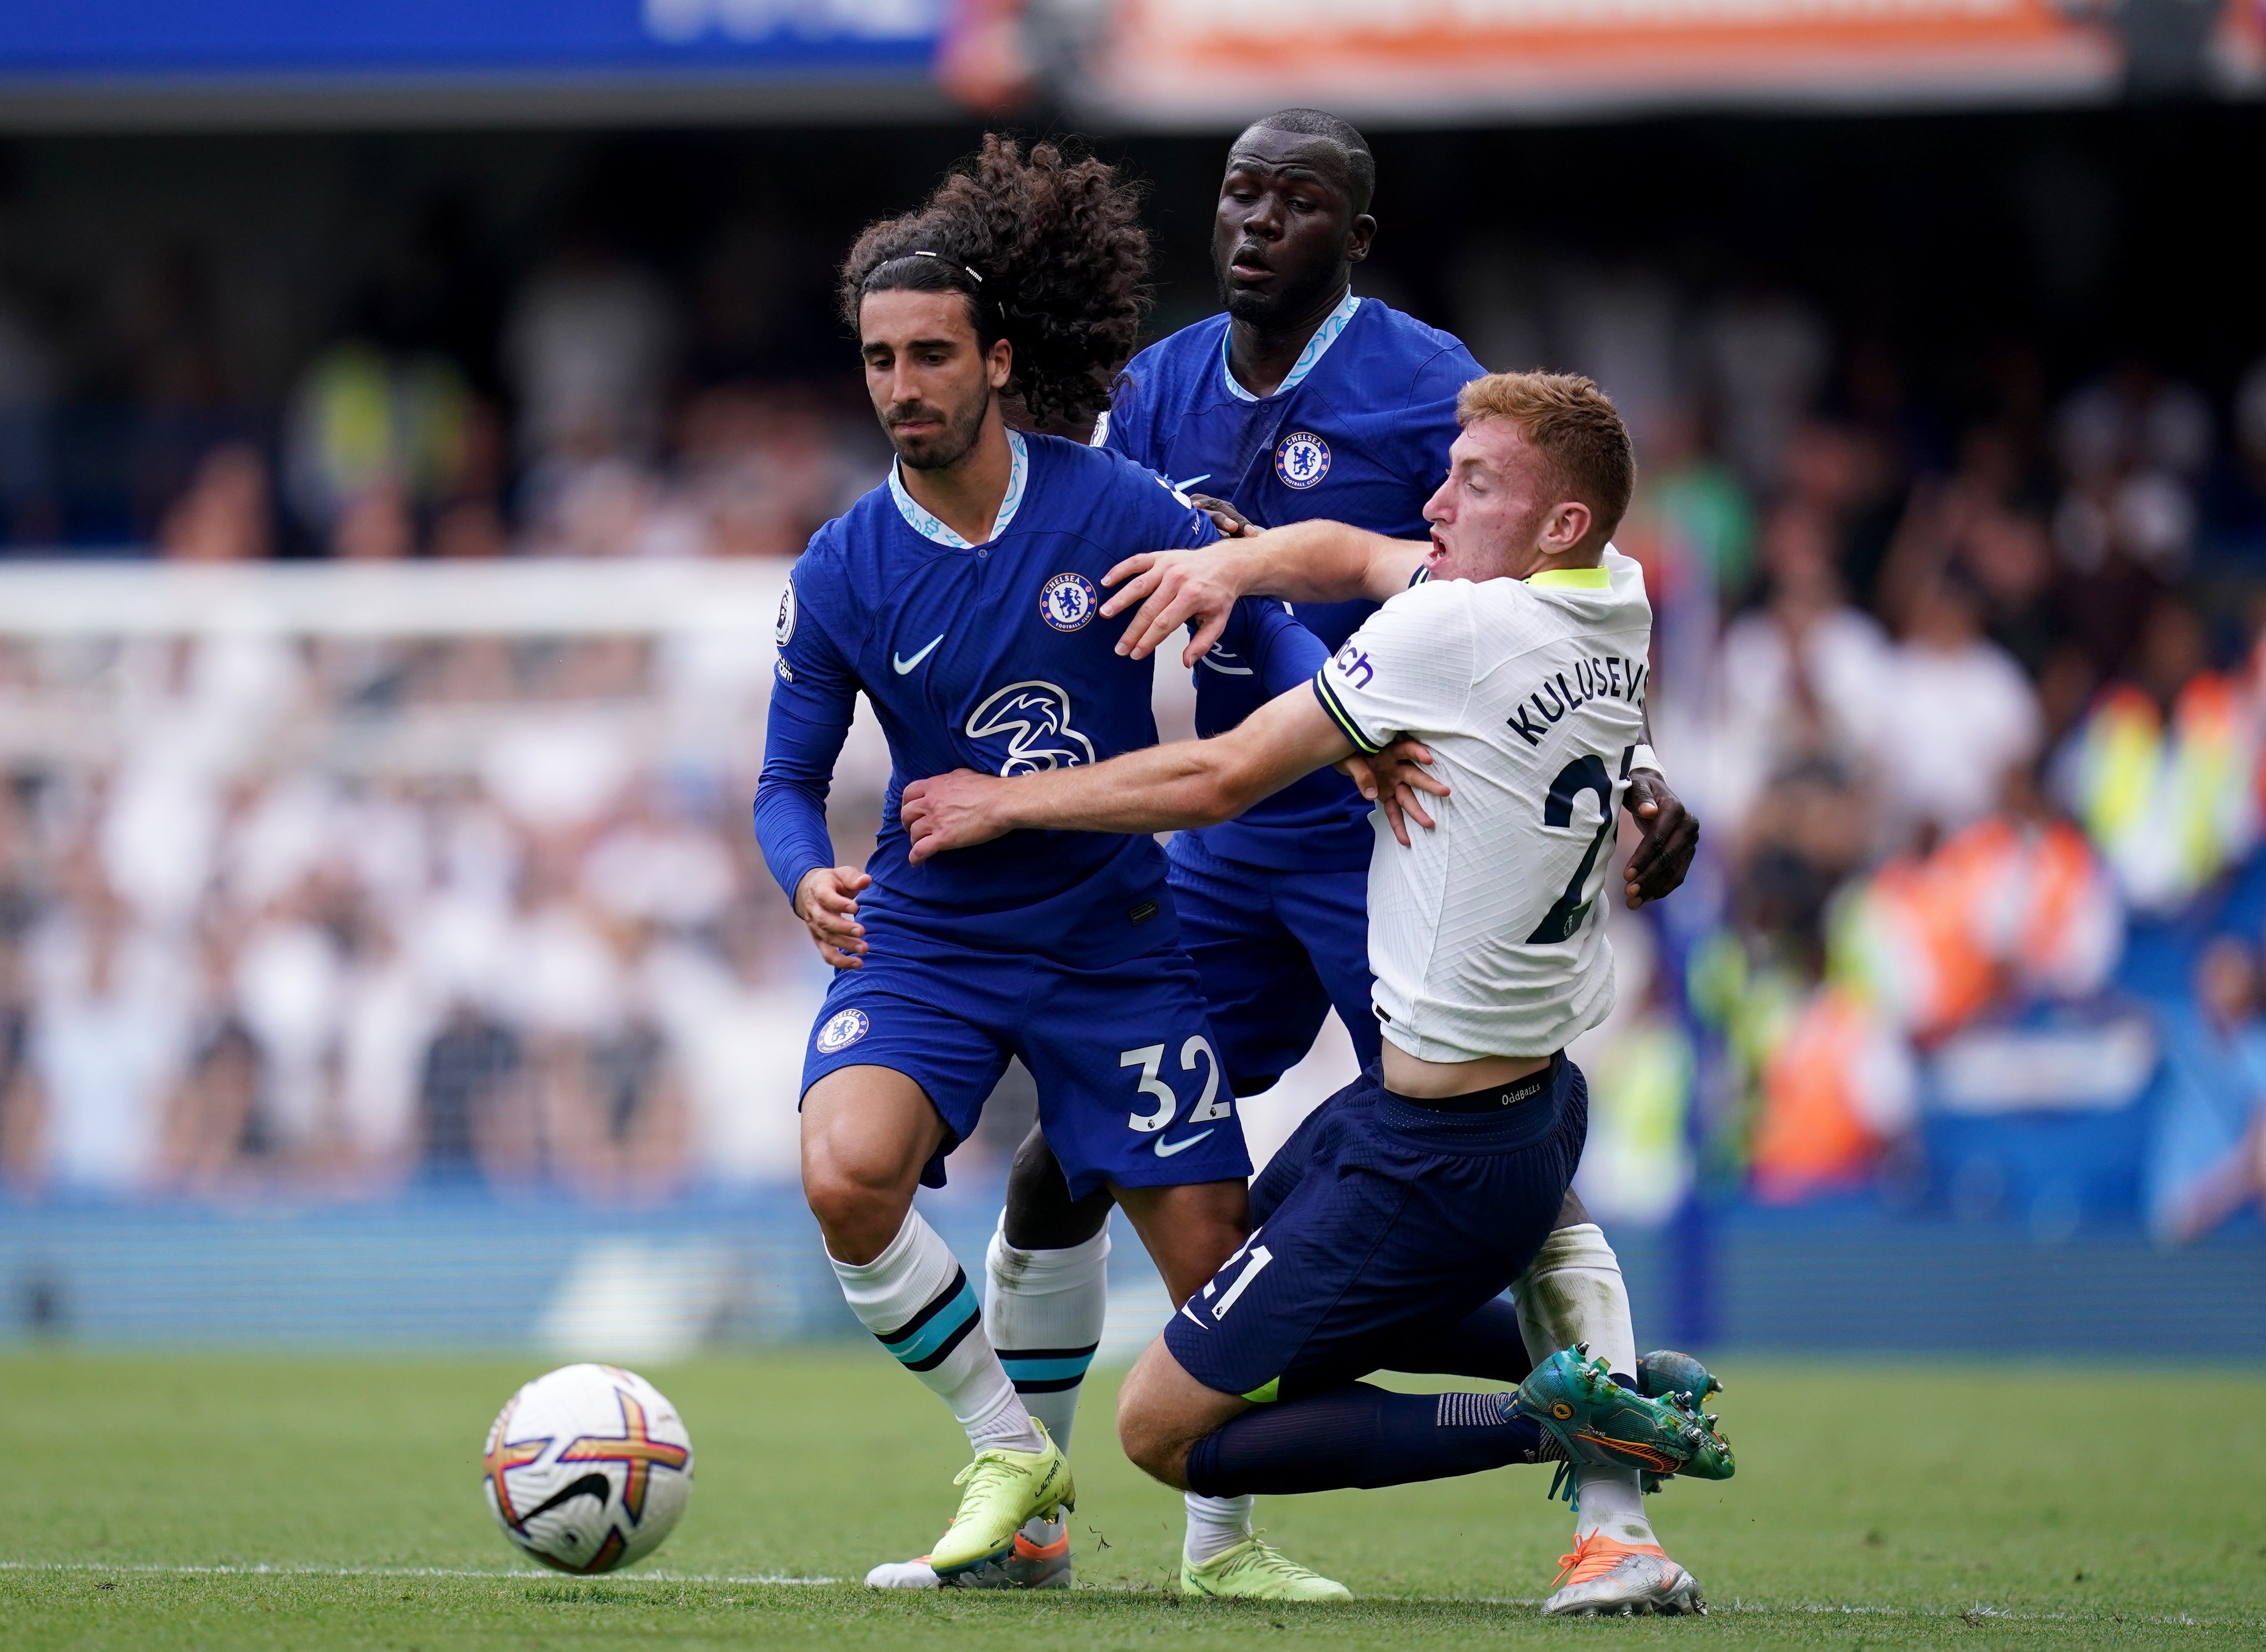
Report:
1184,1382,1550,1498
1388,1296,1533,1384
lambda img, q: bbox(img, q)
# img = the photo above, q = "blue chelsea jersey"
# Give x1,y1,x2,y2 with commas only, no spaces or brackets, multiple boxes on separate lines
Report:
1100,293,1484,872
755,431,1316,970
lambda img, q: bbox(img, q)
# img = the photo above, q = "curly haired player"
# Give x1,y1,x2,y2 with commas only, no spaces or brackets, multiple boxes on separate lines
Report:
753,135,1341,1587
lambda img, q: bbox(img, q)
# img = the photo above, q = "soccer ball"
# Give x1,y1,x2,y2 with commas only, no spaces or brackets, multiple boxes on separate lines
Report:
481,1364,694,1574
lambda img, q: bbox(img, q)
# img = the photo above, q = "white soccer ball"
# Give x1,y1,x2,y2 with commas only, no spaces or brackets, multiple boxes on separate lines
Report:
481,1363,695,1574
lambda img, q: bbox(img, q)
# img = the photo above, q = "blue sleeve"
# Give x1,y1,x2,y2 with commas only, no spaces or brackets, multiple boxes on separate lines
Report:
1219,599,1330,699
1100,376,1144,464
1399,343,1483,489
1100,405,1137,463
752,571,860,907
1131,464,1220,551
1408,341,1485,407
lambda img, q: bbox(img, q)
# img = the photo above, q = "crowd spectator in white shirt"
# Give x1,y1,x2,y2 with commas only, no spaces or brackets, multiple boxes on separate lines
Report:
1877,569,2042,839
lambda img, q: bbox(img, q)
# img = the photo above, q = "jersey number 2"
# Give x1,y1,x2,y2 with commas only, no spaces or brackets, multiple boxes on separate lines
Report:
1524,745,1635,945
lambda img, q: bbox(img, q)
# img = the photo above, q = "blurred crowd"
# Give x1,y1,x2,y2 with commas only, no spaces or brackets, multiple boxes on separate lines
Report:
0,232,888,564
0,623,856,1201
5,218,2266,1236
1530,285,2266,1239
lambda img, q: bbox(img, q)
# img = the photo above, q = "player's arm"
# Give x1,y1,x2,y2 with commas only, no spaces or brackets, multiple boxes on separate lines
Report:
752,588,872,969
1236,594,1448,847
901,687,1354,859
1100,518,1429,668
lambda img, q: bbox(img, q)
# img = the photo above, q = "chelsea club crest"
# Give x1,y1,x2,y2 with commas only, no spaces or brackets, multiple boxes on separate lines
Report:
815,1007,869,1054
1039,571,1099,632
1275,431,1330,490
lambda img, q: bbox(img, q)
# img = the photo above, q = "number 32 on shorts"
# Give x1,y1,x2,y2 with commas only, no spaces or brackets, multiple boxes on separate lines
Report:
1119,1037,1231,1133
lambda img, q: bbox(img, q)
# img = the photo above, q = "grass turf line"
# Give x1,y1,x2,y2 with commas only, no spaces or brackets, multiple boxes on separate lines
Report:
1,1349,2260,1649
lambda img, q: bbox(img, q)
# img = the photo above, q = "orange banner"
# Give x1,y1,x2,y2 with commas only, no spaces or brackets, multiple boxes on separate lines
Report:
1091,0,2133,121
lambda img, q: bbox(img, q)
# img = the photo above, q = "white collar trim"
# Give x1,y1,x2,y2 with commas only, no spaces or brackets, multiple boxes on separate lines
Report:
1221,289,1361,404
889,429,1029,548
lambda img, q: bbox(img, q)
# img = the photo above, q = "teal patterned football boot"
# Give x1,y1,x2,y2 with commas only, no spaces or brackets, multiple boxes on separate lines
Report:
1634,1350,1727,1493
1637,1349,1725,1408
1513,1345,1734,1500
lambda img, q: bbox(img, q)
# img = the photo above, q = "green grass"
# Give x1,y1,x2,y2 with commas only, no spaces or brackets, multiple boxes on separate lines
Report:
1,1349,2261,1649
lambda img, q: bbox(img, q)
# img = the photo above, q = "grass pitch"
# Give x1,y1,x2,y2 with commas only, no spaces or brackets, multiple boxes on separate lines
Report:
1,1348,2260,1649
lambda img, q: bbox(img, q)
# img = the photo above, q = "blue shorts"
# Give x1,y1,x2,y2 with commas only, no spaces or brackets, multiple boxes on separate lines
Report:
1164,1057,1588,1401
800,932,1252,1200
1167,834,1382,1095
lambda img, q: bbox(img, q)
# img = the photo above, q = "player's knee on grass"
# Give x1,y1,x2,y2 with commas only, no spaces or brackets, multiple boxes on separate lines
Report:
1117,1335,1249,1489
1002,1123,1114,1251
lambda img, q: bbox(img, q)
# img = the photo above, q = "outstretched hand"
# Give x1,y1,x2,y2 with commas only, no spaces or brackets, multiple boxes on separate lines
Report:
1101,549,1247,667
1339,739,1451,848
1622,770,1700,909
901,770,1015,864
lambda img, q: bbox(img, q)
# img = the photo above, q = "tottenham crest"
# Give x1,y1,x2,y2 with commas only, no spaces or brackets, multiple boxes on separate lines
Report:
816,1007,869,1054
1039,572,1099,632
775,579,798,646
1275,432,1330,490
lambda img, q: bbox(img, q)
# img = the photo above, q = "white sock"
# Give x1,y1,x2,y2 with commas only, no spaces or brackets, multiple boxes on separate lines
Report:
985,1214,1108,1546
1513,1222,1657,1549
1573,1467,1659,1547
830,1209,1045,1456
1512,1222,1638,1380
1183,1492,1254,1566
983,1214,1109,1453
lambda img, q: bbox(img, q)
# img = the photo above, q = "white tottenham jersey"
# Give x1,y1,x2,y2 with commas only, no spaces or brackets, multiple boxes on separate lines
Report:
1311,549,1653,1062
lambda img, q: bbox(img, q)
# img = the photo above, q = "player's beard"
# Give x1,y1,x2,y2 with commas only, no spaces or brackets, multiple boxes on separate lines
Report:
888,380,992,473
1213,238,1343,335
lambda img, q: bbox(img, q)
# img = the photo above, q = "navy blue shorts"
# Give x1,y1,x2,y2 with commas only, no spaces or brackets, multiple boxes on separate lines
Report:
800,932,1252,1200
1167,834,1383,1094
1164,1057,1588,1401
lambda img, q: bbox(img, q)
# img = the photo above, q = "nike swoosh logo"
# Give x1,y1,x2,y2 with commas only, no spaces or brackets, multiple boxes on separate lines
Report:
1170,473,1211,491
892,635,944,674
1155,1128,1214,1158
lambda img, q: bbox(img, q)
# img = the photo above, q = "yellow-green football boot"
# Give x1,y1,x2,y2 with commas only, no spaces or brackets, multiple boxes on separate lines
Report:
926,1425,1075,1580
1180,1536,1352,1602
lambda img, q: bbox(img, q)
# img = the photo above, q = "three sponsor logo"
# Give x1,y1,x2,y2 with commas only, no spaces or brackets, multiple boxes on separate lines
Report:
965,681,1096,773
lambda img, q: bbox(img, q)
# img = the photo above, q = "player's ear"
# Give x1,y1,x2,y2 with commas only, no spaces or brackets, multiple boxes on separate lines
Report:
1545,500,1592,554
987,337,1013,391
